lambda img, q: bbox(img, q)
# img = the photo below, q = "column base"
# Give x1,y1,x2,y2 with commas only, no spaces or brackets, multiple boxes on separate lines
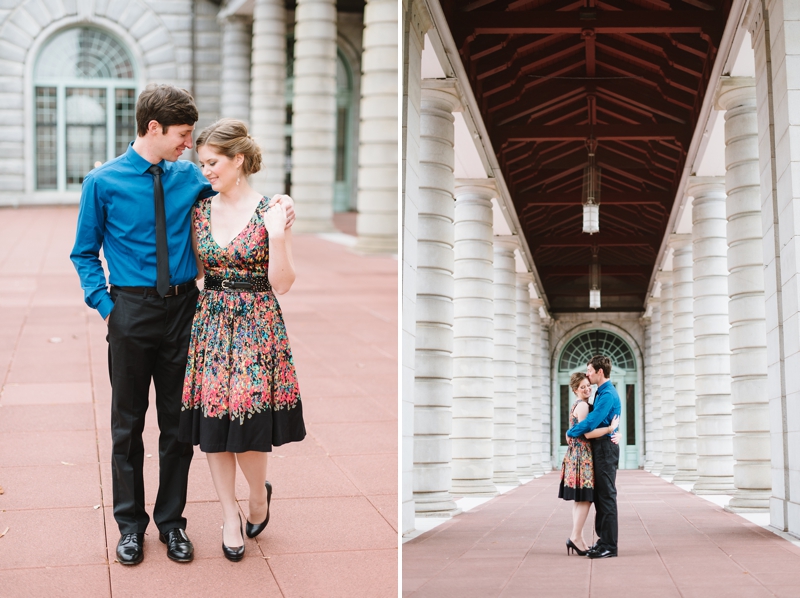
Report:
492,472,521,486
354,234,397,254
672,471,699,483
451,480,498,497
692,476,735,495
725,490,770,512
414,494,462,517
660,465,677,477
517,466,538,478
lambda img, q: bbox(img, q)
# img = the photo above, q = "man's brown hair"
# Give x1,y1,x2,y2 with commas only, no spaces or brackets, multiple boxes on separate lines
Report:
588,355,612,378
135,84,198,137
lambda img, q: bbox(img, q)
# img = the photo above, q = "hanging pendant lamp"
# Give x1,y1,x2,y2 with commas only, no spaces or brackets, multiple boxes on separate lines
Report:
582,138,601,235
589,246,601,309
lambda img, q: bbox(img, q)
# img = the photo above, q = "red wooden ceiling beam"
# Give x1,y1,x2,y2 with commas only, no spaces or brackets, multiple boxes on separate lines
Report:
496,122,687,142
455,10,722,37
530,234,659,247
517,191,671,206
540,265,652,276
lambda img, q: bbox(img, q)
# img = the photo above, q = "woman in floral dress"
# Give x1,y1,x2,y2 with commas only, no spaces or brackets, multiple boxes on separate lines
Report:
179,119,305,561
559,372,619,555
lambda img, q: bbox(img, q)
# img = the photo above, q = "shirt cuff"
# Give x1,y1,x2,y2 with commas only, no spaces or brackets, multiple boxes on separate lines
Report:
97,295,115,320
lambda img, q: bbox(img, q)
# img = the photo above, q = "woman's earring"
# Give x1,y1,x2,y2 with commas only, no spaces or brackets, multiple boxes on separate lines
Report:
236,169,240,186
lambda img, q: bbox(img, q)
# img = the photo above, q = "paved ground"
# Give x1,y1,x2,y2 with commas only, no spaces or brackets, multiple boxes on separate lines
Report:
0,207,398,597
403,470,800,598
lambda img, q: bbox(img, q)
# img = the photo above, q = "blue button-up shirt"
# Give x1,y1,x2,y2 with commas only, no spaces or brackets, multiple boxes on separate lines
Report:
566,380,621,438
70,143,214,319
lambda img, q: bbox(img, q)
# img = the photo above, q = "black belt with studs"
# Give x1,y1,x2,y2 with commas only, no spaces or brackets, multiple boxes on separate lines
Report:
204,274,272,292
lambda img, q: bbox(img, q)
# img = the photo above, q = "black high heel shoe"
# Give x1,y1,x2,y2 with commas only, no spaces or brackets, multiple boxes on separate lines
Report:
246,481,272,539
566,538,588,556
222,514,245,562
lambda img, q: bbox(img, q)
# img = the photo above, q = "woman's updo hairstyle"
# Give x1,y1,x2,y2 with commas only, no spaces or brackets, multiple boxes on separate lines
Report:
195,118,262,176
569,372,589,395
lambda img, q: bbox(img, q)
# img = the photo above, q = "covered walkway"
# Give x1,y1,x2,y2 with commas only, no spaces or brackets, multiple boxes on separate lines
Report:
0,207,397,597
403,471,800,598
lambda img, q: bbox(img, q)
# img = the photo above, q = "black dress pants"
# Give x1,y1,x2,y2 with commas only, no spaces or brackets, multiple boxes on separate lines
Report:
107,286,198,535
591,436,619,552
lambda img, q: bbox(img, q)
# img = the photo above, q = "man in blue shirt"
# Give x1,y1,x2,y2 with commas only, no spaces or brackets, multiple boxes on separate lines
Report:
566,355,621,558
70,84,294,566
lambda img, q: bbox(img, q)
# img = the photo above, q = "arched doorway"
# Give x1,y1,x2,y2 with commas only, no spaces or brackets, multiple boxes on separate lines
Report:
557,329,640,469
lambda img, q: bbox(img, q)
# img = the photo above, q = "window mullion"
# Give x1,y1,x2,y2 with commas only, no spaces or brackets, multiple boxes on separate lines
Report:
107,84,114,162
56,84,66,192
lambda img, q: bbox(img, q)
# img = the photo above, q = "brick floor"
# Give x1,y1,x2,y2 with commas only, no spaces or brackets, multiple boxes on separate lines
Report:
0,206,398,598
403,471,800,598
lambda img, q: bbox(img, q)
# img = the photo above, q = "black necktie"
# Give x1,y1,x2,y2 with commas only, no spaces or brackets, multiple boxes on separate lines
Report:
148,164,170,297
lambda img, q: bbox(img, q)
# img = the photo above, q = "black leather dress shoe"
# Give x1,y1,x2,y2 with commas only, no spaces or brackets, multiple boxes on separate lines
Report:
117,533,144,565
159,528,194,563
588,542,599,552
587,548,617,559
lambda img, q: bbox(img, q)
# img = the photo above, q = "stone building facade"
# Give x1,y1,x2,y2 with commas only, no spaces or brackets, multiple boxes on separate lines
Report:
402,0,800,540
0,0,397,252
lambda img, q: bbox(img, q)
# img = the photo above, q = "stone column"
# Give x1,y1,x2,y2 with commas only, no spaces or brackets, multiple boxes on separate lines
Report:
220,16,252,124
749,0,798,532
529,297,545,475
643,315,654,470
658,272,677,478
412,85,460,516
355,0,398,253
492,237,520,486
671,234,699,483
401,0,431,534
291,0,338,232
451,181,497,496
689,176,735,494
250,0,286,195
515,272,534,477
649,302,663,473
541,318,552,470
717,77,771,511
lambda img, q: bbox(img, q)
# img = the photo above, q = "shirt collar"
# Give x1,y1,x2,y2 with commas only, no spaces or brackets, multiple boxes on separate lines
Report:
597,380,611,390
125,141,167,175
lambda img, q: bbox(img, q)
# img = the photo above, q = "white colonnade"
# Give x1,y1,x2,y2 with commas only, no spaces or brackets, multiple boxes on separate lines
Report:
492,238,521,486
355,0,399,253
291,0,338,232
451,181,497,496
671,234,699,483
412,84,460,516
689,176,735,495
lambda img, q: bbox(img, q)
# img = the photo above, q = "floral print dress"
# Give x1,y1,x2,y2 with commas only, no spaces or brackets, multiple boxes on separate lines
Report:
179,196,305,453
558,400,594,502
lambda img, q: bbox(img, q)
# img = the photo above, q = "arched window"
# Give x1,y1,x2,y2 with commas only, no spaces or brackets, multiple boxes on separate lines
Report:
558,329,636,372
34,27,137,191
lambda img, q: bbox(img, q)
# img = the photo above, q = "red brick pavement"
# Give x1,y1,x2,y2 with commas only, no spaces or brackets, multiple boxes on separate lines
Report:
0,207,398,597
403,471,800,598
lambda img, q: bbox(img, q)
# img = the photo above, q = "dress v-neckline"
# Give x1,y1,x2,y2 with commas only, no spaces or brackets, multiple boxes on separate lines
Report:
208,196,266,250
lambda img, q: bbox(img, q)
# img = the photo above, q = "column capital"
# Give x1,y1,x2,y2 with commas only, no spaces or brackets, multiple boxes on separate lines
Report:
422,80,462,112
669,233,692,250
493,234,520,252
715,76,756,111
516,271,533,285
455,178,497,198
686,176,725,199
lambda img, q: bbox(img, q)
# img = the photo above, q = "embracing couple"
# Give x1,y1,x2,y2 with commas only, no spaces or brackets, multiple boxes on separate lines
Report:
70,84,306,565
558,355,622,559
